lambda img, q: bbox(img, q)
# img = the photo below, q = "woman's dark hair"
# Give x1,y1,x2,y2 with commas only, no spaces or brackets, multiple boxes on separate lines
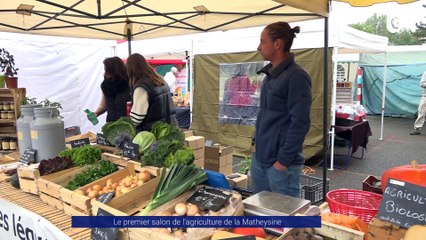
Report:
103,56,128,82
126,53,165,88
265,21,300,53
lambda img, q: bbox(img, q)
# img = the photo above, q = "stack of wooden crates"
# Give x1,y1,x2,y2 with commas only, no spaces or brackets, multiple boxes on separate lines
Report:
204,144,233,175
183,130,205,168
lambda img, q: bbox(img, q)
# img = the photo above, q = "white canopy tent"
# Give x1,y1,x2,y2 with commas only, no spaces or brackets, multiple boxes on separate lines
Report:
0,0,333,201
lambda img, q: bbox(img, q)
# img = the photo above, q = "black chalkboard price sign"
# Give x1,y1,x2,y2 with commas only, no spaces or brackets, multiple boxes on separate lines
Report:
377,178,426,228
19,148,37,165
91,208,118,240
96,133,110,146
123,141,139,160
187,187,232,211
69,138,90,148
97,191,115,204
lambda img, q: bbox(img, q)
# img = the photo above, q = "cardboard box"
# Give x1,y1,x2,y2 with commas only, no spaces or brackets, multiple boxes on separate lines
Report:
205,145,233,159
226,173,248,189
368,217,407,240
185,136,205,149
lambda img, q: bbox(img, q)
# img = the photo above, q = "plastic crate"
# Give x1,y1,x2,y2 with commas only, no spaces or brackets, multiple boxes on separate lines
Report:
362,175,383,194
301,174,329,203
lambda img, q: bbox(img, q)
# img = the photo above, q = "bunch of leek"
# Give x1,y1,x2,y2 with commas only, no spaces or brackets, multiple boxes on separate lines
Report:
139,164,207,215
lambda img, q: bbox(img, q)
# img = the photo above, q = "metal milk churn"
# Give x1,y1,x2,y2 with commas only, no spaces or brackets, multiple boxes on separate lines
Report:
30,107,65,162
16,104,43,157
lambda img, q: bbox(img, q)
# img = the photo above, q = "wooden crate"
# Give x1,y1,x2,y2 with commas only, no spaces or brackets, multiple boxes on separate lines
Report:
101,152,131,167
184,136,205,149
94,144,118,154
91,165,160,216
60,163,157,216
368,217,407,240
59,165,124,216
17,163,40,194
129,186,243,240
65,130,97,143
36,166,88,210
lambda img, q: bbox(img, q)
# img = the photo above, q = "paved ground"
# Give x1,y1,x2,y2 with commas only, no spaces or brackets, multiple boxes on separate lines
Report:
233,115,426,193
314,115,426,191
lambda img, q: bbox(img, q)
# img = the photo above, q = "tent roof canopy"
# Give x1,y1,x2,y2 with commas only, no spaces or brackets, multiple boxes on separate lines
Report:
0,0,328,40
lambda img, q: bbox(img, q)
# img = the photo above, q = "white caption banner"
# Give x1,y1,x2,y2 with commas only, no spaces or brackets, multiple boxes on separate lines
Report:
0,198,71,240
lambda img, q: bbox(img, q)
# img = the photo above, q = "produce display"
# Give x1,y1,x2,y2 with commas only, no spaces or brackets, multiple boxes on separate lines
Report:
38,157,73,176
59,145,102,166
132,131,155,154
74,169,153,199
140,164,208,215
404,225,426,240
65,160,118,190
141,121,193,167
101,117,137,148
321,212,368,235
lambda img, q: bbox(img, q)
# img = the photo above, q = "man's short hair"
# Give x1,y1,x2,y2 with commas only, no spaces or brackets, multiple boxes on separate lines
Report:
171,67,178,73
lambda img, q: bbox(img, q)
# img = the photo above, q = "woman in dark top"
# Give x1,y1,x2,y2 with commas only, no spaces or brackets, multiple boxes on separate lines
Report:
94,57,131,122
126,53,178,132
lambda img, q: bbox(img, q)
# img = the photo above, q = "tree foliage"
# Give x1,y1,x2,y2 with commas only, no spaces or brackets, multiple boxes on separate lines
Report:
413,21,426,44
350,13,422,45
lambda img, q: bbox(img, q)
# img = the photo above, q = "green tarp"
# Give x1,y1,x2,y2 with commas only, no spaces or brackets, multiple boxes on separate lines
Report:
191,48,332,160
360,51,426,117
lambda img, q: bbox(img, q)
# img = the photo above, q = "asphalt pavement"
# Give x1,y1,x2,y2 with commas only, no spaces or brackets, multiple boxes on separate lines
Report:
310,115,426,191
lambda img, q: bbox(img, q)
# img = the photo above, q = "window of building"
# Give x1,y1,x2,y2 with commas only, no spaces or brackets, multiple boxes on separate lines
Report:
337,64,346,82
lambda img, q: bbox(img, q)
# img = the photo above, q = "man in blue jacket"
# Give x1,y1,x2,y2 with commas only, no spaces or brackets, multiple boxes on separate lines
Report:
251,21,312,197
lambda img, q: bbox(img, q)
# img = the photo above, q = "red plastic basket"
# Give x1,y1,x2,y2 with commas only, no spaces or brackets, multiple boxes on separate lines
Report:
326,189,382,223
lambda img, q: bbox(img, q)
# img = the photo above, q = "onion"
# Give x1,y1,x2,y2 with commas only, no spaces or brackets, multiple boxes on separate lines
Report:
174,202,187,216
139,170,152,182
186,204,200,216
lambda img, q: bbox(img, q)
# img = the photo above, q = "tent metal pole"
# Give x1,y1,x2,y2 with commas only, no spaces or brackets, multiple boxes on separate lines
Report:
379,52,388,140
329,46,338,171
323,16,329,202
127,28,132,55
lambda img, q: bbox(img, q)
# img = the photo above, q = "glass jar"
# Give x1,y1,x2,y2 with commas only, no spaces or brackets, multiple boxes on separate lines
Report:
2,103,10,111
0,111,7,119
9,102,14,110
2,137,10,150
9,137,17,150
7,111,15,119
0,103,4,111
0,137,3,150
7,111,14,119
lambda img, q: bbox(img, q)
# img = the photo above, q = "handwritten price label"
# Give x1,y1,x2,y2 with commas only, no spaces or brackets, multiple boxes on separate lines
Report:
69,138,90,148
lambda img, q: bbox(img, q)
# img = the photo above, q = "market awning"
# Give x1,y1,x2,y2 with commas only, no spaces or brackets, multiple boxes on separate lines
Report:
334,0,418,6
0,0,329,40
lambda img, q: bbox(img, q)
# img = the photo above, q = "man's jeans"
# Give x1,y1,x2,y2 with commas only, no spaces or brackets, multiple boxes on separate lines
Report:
250,153,302,198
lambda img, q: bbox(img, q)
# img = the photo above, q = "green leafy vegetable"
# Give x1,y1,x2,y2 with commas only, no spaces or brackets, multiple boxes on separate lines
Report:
139,164,208,215
164,148,194,167
58,145,101,166
65,160,118,190
141,140,183,167
151,121,185,143
132,131,155,154
102,117,137,148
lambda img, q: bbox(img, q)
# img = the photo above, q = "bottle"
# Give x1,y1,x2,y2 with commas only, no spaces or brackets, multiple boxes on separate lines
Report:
126,101,132,116
84,109,99,125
